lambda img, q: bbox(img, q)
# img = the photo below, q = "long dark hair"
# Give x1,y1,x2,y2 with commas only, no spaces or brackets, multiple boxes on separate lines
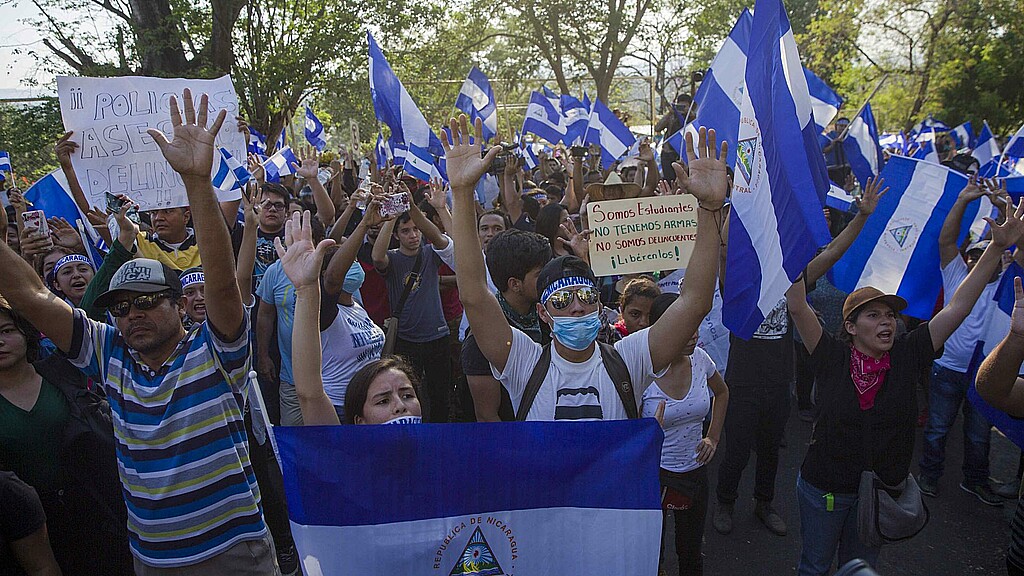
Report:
342,357,422,424
535,203,568,254
0,296,41,363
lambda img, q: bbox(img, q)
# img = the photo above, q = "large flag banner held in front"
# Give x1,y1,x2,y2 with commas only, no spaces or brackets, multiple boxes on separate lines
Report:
275,420,663,575
57,75,245,210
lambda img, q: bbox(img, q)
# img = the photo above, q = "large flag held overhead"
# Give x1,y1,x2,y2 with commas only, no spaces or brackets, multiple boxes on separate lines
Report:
585,98,637,169
368,32,444,179
305,107,327,151
803,67,843,136
723,0,832,339
276,420,663,574
24,170,106,266
560,94,590,146
522,91,567,144
830,156,985,320
843,102,884,188
454,67,499,142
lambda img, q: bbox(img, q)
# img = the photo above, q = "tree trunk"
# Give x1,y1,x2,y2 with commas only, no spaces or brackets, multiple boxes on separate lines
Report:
209,0,246,76
129,0,188,75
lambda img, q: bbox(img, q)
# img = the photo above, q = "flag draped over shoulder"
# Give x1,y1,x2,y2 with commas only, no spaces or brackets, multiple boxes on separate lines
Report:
830,156,986,320
275,420,663,575
722,0,831,339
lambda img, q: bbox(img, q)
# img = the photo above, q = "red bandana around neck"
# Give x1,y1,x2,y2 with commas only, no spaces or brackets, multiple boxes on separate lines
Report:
849,346,891,410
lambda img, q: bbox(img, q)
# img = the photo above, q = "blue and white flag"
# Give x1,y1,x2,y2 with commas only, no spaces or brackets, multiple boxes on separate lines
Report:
973,121,1001,167
276,420,662,574
247,128,268,156
912,129,940,163
1005,123,1024,159
951,121,974,149
831,156,987,320
912,114,950,135
967,263,1024,450
454,67,498,142
723,0,832,338
375,132,391,169
368,32,445,178
304,107,327,151
522,91,567,144
560,94,590,146
515,131,540,171
404,144,438,181
273,130,286,154
843,102,884,188
541,85,559,100
585,98,636,170
263,145,299,180
879,133,900,150
24,170,106,266
826,183,857,212
803,67,843,135
212,147,252,192
0,151,11,173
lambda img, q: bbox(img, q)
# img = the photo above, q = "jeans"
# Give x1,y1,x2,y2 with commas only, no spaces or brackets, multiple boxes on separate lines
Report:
716,383,790,504
395,335,453,423
797,474,879,576
919,363,992,485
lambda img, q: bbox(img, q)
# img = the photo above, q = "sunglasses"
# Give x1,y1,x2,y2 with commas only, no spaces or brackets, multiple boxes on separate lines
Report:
546,286,600,310
107,291,174,318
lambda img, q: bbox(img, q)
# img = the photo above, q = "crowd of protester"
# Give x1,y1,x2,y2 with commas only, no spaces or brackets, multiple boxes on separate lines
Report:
2,88,1024,576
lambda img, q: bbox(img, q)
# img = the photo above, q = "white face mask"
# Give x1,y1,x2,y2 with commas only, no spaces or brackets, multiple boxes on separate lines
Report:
383,415,422,425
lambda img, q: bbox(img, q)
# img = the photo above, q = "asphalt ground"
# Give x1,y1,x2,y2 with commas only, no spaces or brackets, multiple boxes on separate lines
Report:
661,401,1019,575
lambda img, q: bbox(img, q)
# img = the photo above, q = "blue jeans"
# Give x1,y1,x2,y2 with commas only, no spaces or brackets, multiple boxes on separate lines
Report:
919,363,992,486
797,475,879,576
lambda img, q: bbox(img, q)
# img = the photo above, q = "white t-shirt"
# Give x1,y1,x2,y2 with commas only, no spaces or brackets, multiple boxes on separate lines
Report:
458,251,498,342
321,302,385,406
936,256,998,372
641,347,717,473
491,327,664,421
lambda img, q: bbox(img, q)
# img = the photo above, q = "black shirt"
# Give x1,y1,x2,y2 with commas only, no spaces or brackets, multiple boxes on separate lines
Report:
802,323,938,493
725,298,795,386
0,471,46,576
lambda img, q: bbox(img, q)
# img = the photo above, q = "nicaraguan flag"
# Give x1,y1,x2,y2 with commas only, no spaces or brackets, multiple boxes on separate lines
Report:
404,144,437,181
514,131,540,171
522,91,567,144
951,121,974,149
826,183,856,212
843,102,884,188
912,114,950,136
375,132,391,168
24,170,106,266
368,32,445,175
912,129,940,163
248,128,268,156
585,98,636,170
723,0,832,338
274,130,286,154
0,151,11,173
974,121,1000,167
1004,123,1024,159
304,107,327,151
879,133,900,150
390,138,408,166
541,85,558,100
454,67,498,142
263,145,299,180
1007,175,1024,198
560,94,590,146
831,156,987,319
967,263,1024,449
803,67,843,135
212,147,252,192
276,420,662,575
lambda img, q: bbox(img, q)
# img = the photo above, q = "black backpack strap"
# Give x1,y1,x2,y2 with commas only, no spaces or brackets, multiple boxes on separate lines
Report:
516,344,552,421
392,248,424,318
598,342,638,419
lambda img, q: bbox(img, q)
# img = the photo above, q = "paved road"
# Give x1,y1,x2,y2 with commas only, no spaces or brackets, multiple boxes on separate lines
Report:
662,403,1018,575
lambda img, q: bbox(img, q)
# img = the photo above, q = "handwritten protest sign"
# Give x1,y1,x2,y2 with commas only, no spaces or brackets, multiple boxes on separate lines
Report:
57,75,245,210
587,195,698,276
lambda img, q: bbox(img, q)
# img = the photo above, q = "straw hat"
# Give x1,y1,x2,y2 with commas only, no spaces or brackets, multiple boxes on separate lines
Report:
585,171,642,201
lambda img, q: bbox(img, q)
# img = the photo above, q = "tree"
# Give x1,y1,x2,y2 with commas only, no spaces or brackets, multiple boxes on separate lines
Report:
0,99,64,183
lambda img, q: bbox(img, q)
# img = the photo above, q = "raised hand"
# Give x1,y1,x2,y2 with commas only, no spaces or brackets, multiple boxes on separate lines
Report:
235,116,250,144
679,127,729,210
958,175,988,203
638,138,655,162
424,178,448,211
240,182,259,228
359,197,393,229
854,176,889,216
440,114,501,192
55,131,78,165
989,197,1024,249
559,218,591,258
247,153,266,182
48,217,84,251
1012,277,1024,337
292,145,320,180
274,210,336,290
6,188,28,213
146,88,226,180
655,179,677,197
113,196,140,248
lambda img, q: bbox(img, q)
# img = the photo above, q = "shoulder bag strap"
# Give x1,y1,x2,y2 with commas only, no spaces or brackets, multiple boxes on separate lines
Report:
517,344,552,421
391,248,424,319
598,342,638,419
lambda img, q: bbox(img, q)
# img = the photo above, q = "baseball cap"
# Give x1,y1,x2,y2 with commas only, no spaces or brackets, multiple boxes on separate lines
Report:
536,255,598,303
841,286,907,321
966,240,990,254
94,258,183,308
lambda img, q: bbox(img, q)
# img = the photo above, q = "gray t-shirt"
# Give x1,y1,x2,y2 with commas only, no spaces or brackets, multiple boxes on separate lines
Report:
384,236,456,343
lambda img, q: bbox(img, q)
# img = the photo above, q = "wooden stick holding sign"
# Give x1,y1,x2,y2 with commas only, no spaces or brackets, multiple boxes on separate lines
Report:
586,195,699,276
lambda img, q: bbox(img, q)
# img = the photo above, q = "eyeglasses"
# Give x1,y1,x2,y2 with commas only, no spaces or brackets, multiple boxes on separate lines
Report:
107,291,174,318
546,286,600,310
262,201,287,212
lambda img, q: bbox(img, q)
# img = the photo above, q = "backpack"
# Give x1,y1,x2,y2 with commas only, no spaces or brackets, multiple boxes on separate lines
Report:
516,342,638,420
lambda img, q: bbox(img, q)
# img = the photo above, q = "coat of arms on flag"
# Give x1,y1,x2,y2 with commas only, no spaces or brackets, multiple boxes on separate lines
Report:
448,526,505,575
736,136,760,183
888,224,914,248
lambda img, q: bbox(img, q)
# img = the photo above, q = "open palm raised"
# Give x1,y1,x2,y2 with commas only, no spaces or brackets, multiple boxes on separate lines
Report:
146,88,227,179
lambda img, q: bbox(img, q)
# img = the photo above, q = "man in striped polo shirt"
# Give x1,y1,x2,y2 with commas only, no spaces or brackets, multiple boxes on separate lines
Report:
0,90,276,575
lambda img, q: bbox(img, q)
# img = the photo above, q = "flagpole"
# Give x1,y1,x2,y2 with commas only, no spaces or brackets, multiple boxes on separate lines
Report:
837,73,889,141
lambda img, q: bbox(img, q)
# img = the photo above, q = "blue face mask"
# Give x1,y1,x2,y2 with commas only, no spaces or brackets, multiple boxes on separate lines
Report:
342,262,365,294
550,310,602,351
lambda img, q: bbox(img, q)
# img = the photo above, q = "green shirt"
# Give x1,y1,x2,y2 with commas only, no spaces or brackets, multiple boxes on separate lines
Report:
0,380,70,491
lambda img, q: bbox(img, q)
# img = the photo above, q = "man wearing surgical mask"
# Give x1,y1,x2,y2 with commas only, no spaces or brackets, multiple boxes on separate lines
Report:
316,207,388,422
